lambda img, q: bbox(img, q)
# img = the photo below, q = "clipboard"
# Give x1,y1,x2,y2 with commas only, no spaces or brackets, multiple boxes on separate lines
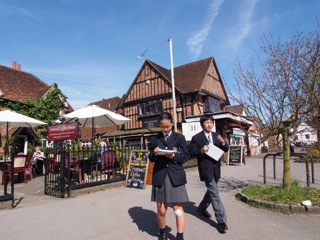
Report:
156,149,175,155
204,144,225,161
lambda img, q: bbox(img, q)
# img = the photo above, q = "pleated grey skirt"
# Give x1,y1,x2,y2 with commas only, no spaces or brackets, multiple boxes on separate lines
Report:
151,174,189,204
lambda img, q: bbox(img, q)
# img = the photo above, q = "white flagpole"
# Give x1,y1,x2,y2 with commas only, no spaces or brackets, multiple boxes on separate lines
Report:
168,37,177,131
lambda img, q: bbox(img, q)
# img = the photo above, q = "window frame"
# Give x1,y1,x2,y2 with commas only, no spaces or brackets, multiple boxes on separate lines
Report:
204,96,221,113
138,99,162,118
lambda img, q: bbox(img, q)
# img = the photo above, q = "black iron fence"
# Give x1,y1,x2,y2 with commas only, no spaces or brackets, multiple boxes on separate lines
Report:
43,142,142,198
0,145,16,207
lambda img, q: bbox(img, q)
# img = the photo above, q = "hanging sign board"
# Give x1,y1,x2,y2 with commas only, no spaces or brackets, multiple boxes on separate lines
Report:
48,122,78,141
227,145,243,165
125,150,149,189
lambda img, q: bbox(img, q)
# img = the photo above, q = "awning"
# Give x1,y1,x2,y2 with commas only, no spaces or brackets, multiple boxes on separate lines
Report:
184,111,253,125
102,127,161,138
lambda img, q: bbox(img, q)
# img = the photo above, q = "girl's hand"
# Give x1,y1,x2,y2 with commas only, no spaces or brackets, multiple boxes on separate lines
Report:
154,147,160,155
165,152,175,159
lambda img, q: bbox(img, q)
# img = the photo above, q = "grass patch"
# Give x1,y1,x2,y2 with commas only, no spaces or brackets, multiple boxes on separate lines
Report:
242,180,320,207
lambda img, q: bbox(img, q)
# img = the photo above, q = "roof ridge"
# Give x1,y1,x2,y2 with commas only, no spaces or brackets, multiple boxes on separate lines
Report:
0,64,52,102
0,64,50,87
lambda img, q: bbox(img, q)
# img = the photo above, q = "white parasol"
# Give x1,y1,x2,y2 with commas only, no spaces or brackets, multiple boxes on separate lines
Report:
0,109,47,128
63,105,130,143
0,109,47,158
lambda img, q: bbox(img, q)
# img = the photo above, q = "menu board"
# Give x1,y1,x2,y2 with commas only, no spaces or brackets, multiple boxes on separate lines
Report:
228,145,243,165
125,150,149,189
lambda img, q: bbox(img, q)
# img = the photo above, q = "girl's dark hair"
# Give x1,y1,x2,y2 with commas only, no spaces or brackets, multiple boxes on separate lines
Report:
200,115,214,126
158,112,173,122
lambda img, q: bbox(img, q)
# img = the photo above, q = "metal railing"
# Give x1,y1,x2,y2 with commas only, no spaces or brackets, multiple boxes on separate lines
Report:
0,145,15,207
263,152,315,188
43,143,143,198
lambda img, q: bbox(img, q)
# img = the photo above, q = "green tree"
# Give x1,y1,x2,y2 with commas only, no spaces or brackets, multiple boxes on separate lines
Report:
4,84,65,137
229,23,320,190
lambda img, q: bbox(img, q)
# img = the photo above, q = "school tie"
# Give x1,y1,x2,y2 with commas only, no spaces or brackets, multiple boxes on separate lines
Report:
207,134,212,144
165,135,169,141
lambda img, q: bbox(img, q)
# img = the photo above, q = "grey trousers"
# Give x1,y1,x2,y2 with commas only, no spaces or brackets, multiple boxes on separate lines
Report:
198,178,227,224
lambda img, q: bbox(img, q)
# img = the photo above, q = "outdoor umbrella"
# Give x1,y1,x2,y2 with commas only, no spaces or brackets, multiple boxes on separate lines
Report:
63,105,130,144
0,109,47,159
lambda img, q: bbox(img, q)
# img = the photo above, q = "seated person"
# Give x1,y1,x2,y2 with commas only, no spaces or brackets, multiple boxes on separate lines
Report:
32,146,45,174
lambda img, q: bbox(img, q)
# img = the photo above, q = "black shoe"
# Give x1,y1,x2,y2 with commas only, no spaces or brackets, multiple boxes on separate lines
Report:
158,233,167,240
217,223,228,233
198,209,212,218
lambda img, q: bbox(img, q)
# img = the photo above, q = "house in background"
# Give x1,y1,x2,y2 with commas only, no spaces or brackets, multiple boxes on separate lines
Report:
102,57,252,153
0,61,73,153
292,122,318,146
266,121,318,153
225,105,269,155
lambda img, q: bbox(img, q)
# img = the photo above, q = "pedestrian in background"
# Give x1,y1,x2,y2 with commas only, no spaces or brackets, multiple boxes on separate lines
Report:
148,112,190,240
188,115,229,233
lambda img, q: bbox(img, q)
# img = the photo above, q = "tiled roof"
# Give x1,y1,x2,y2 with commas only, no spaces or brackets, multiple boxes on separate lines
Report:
226,105,245,115
174,57,213,93
0,64,52,102
89,96,121,111
147,60,171,81
148,57,220,94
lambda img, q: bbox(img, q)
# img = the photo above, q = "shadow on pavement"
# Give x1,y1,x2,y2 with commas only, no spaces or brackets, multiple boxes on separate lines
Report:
13,197,24,208
218,178,263,193
218,178,249,192
128,206,174,239
183,201,220,233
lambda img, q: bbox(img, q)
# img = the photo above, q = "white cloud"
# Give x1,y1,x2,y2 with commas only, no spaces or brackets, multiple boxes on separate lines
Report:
226,0,259,50
0,2,38,20
186,0,225,60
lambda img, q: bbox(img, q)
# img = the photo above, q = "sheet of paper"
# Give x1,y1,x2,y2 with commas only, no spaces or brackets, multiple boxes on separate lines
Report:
204,143,225,161
156,149,175,155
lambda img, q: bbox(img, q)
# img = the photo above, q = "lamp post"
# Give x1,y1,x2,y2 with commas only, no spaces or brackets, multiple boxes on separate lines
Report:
168,37,177,131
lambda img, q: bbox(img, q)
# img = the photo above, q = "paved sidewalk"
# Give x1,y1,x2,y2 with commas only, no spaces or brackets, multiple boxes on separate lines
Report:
0,156,319,240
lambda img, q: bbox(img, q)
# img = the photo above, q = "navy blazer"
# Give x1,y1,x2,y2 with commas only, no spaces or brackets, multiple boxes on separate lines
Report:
148,131,190,187
189,131,229,182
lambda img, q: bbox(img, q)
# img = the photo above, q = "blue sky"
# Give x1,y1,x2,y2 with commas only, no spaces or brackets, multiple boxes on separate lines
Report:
0,0,319,110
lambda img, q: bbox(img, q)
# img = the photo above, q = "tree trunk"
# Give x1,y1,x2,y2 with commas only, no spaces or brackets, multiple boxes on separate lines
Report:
244,133,251,156
282,127,291,190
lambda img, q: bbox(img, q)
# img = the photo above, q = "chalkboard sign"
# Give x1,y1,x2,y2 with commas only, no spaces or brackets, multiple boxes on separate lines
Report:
125,150,149,189
228,145,243,165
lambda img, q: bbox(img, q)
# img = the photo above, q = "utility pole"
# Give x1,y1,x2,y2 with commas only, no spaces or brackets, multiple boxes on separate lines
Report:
168,37,177,131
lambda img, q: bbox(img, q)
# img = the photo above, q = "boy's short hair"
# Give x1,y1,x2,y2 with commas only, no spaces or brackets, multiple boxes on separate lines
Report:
200,115,214,126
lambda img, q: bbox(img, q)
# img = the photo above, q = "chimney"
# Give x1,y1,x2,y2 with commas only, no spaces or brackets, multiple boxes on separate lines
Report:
17,64,21,71
12,61,17,69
